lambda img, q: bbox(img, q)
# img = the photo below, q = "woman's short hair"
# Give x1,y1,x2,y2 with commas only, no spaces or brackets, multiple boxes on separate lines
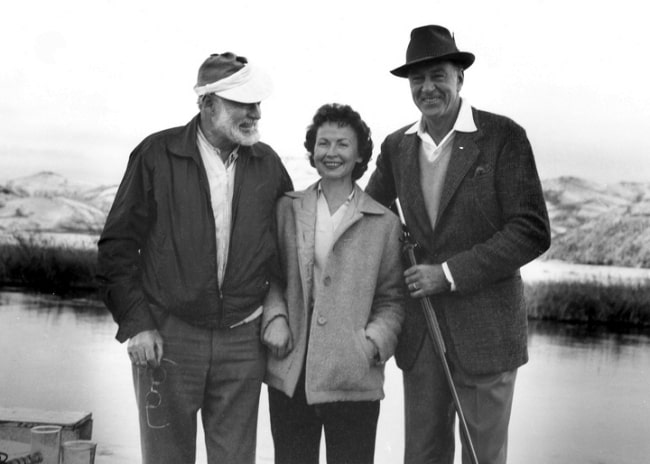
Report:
304,103,373,181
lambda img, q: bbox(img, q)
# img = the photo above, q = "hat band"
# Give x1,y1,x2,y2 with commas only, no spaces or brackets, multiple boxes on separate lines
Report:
193,65,255,97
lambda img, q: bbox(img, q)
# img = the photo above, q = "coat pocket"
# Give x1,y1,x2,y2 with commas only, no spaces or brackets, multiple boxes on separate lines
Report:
312,328,371,392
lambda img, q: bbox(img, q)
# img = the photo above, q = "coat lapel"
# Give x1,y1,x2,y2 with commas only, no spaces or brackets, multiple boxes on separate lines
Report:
330,185,369,245
291,184,385,302
290,185,317,307
436,131,480,224
397,133,436,254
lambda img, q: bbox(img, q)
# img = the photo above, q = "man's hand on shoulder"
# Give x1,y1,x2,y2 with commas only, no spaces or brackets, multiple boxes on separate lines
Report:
128,329,163,367
262,316,293,359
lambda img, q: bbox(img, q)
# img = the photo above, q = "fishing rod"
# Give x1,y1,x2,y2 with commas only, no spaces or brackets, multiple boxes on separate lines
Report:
395,199,479,464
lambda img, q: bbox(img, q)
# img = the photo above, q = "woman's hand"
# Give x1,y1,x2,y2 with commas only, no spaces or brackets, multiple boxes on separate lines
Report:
262,316,294,358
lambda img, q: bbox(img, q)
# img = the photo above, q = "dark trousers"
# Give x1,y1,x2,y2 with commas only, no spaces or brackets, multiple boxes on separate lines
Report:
268,380,380,464
133,313,265,464
403,333,517,464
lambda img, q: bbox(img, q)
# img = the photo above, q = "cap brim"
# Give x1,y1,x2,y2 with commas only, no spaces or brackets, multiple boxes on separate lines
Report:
216,65,273,103
390,52,475,77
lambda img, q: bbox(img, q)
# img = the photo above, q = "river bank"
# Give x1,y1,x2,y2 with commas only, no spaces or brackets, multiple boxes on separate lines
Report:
1,236,650,325
2,290,649,464
522,259,650,283
521,260,650,326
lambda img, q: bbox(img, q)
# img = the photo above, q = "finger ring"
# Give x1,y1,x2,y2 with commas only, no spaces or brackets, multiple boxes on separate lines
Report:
411,283,418,291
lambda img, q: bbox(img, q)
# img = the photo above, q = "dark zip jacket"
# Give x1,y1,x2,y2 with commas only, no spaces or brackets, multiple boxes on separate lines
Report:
97,115,293,342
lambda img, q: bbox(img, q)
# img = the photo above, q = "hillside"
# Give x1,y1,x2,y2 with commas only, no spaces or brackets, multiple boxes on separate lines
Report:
1,173,649,267
542,176,650,267
0,172,113,234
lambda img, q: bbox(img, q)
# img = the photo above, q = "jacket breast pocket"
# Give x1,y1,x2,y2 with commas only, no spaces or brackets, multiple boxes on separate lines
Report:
472,164,493,178
470,164,500,233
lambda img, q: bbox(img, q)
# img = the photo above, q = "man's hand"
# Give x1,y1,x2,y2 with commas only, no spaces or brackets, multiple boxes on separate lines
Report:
262,316,293,359
127,329,163,367
404,264,450,297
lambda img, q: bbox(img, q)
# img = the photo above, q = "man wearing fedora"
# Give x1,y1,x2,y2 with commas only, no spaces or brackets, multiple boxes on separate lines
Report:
366,25,550,463
97,52,293,464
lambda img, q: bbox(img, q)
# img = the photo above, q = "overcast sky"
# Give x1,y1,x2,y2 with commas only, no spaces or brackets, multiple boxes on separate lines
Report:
2,0,649,188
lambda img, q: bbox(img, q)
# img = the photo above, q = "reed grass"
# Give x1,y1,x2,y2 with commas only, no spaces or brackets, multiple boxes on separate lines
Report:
0,234,98,295
524,277,650,327
1,235,649,326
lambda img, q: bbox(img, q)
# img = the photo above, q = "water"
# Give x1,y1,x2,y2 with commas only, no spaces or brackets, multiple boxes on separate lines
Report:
1,290,649,464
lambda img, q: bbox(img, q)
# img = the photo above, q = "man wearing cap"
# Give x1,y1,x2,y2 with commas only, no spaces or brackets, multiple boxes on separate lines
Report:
366,26,550,464
97,52,293,464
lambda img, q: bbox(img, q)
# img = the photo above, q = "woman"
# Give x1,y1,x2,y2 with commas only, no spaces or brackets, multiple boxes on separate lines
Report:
261,103,405,463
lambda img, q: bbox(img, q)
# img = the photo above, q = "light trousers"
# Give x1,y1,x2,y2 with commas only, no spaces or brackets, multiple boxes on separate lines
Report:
133,313,265,464
403,333,517,464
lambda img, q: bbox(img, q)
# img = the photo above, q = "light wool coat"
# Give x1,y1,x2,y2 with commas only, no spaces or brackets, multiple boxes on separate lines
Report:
264,182,405,404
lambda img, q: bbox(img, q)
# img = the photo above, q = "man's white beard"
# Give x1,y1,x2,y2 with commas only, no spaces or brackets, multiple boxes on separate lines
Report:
229,123,260,146
214,110,261,146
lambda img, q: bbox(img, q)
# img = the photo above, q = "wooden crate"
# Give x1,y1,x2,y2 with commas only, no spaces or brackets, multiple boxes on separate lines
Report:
0,407,92,444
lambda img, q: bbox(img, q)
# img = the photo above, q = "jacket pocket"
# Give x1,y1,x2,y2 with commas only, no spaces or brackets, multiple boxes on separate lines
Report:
357,329,377,365
338,329,372,390
312,327,371,392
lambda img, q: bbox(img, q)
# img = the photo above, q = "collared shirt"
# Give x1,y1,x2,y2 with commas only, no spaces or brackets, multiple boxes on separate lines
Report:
313,183,356,297
405,97,477,159
197,128,264,327
197,127,239,289
406,99,477,290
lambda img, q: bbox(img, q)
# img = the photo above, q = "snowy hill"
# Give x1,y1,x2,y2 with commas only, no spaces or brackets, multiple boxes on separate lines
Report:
1,172,649,266
0,172,111,233
541,176,650,267
543,176,650,236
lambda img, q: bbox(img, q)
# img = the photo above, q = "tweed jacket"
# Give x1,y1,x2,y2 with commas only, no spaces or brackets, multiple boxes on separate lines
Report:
366,107,551,375
263,183,405,404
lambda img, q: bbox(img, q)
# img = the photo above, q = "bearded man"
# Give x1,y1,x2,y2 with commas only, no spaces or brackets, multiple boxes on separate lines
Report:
97,52,293,464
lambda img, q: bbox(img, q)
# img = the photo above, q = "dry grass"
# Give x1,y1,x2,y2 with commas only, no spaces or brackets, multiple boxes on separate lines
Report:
525,277,650,327
0,234,98,296
1,234,649,326
545,216,650,267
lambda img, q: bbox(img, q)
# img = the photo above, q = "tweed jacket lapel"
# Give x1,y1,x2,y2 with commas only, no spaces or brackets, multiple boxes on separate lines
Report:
436,130,480,225
397,133,436,254
396,115,482,254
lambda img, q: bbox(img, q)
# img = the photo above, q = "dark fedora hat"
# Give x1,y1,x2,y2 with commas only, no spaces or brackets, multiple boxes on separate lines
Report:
391,25,475,77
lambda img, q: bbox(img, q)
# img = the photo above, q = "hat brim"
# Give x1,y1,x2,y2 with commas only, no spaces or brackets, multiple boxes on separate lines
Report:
215,65,273,104
390,52,475,78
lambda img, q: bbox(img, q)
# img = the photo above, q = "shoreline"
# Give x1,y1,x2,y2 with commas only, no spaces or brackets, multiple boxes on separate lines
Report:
522,259,650,284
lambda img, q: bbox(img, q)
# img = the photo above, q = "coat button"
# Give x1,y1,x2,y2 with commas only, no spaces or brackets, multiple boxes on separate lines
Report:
323,276,331,286
317,315,327,325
